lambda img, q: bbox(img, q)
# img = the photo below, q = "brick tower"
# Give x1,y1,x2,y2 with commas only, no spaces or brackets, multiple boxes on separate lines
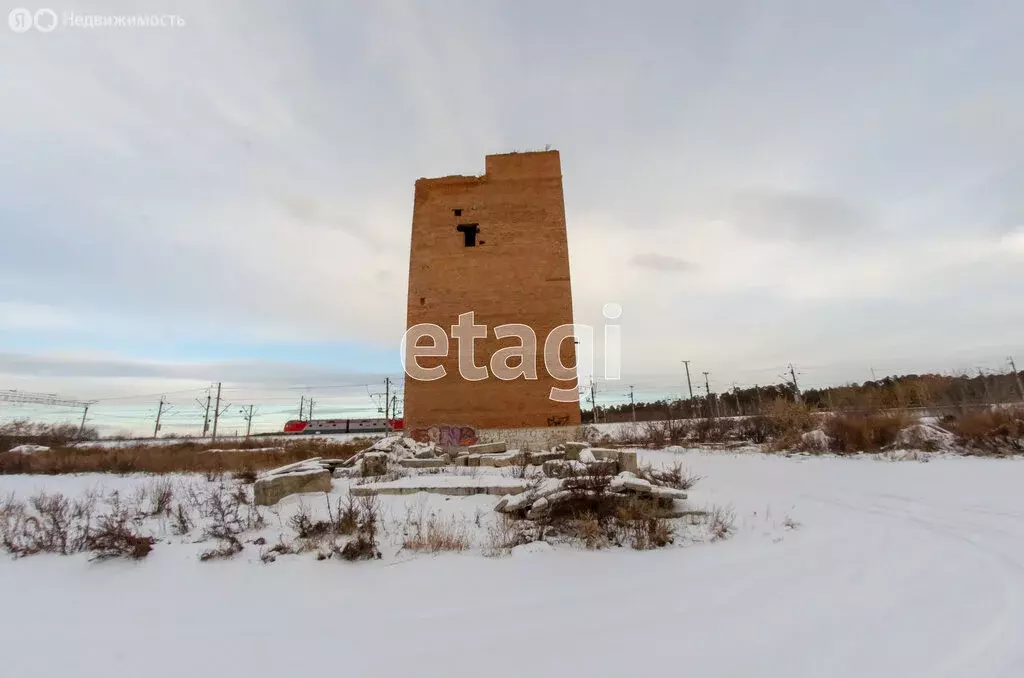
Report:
404,150,581,430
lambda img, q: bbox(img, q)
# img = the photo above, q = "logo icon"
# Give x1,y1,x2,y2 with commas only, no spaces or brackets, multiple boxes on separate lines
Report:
8,7,33,32
33,8,57,32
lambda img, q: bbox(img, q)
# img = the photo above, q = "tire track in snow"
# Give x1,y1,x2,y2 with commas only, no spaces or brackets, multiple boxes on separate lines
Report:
801,491,1024,678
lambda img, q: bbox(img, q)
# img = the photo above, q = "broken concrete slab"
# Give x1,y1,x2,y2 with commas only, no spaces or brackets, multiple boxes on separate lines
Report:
526,450,564,465
467,441,507,455
478,452,526,467
257,457,323,479
397,458,447,468
587,448,638,474
254,469,332,506
350,476,529,498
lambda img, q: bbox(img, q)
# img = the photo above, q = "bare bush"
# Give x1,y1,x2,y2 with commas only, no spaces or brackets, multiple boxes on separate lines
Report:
339,494,381,561
638,462,702,490
0,490,155,560
198,482,263,561
144,479,174,517
170,502,193,535
87,497,156,560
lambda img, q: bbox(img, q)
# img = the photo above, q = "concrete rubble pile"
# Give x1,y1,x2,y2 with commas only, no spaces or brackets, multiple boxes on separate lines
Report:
493,471,689,520
336,435,444,477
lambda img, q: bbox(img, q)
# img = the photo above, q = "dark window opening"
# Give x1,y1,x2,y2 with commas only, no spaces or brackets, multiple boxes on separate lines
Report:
419,297,425,305
456,223,479,247
453,208,462,216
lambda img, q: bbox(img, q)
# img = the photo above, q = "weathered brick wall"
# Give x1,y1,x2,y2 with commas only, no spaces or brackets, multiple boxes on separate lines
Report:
404,150,582,430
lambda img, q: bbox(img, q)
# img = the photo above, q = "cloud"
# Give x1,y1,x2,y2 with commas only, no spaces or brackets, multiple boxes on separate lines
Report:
1,0,1023,407
629,253,693,273
725,189,866,242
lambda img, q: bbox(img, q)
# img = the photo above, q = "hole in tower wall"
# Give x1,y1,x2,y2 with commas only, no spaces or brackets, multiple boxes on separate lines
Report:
456,224,479,247
453,208,462,216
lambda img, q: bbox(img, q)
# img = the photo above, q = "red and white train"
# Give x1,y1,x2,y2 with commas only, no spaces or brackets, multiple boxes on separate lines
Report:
282,418,403,434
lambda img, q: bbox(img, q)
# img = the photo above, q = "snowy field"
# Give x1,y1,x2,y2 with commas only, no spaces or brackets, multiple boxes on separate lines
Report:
2,448,1023,677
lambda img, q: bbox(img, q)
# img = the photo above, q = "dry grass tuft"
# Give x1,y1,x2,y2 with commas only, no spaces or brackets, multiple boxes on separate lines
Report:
944,406,1024,454
824,411,910,453
402,515,470,553
0,437,365,476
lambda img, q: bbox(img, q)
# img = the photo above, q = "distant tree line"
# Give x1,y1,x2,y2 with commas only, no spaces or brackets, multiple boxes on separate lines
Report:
581,370,1024,423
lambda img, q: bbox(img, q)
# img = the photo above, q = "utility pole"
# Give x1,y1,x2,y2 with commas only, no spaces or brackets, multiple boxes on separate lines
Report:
1010,357,1024,401
298,395,305,421
154,396,165,438
629,385,636,422
78,404,90,439
384,377,391,421
195,391,211,437
732,384,744,417
391,394,398,419
681,360,694,399
788,363,802,403
211,382,223,440
307,398,314,421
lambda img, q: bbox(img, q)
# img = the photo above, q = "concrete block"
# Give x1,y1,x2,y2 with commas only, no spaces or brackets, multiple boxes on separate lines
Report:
478,452,525,467
398,458,447,468
584,460,619,476
467,442,507,455
350,482,529,497
588,448,619,462
526,450,564,465
453,455,469,466
254,470,331,506
467,454,481,467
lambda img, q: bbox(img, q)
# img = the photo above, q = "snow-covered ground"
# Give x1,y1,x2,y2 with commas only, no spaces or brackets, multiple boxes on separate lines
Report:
2,449,1023,677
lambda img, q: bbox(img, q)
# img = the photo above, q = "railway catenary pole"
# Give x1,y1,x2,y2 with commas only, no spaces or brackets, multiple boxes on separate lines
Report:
196,390,211,437
78,404,90,438
703,372,713,419
682,360,694,418
212,382,222,440
153,396,165,438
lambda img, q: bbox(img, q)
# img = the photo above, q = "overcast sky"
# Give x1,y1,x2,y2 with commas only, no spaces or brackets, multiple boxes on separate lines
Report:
2,0,1023,431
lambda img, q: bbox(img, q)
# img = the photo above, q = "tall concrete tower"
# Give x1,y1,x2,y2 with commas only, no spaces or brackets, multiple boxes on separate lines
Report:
404,150,581,430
